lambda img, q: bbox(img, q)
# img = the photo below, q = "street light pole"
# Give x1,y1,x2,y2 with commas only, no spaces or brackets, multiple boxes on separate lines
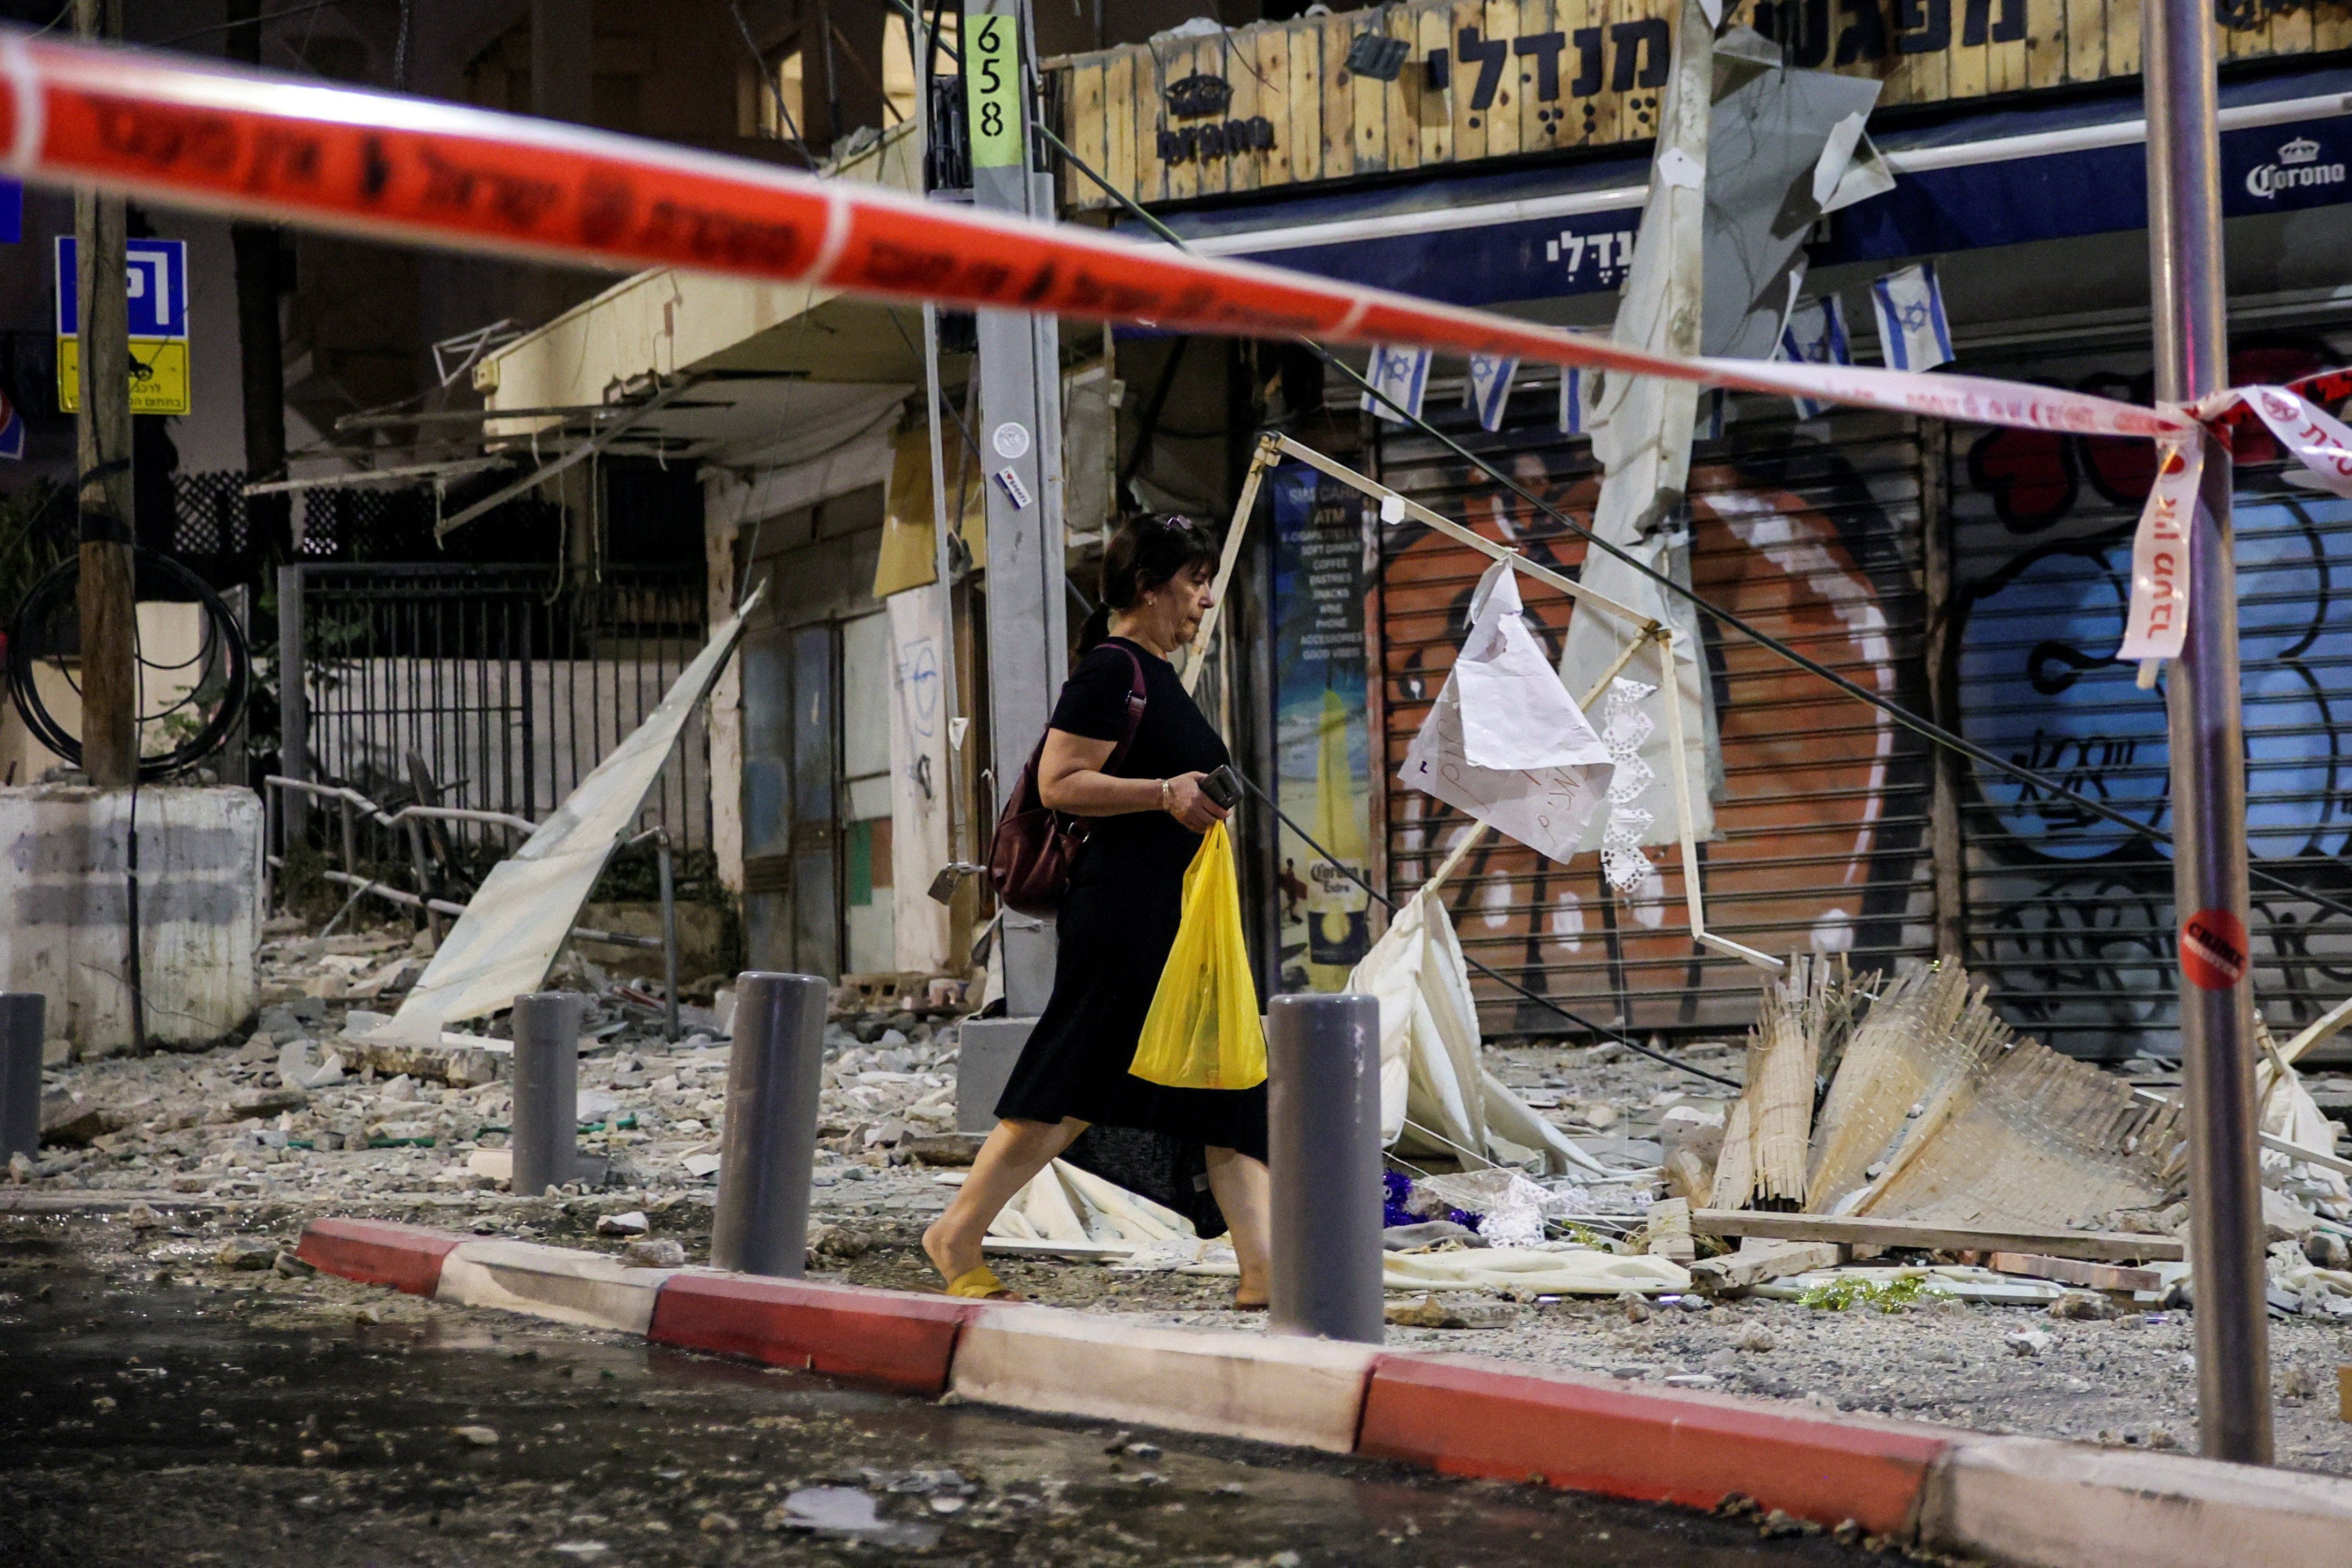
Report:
2142,0,2272,1465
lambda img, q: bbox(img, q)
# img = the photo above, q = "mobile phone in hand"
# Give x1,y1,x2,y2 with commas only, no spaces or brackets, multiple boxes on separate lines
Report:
1200,765,1242,811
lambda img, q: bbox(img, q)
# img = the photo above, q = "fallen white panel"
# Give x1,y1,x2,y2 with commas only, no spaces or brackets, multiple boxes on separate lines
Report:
363,592,759,1043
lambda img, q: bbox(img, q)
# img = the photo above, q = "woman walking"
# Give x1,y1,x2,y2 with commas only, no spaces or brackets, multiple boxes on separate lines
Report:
922,514,1271,1306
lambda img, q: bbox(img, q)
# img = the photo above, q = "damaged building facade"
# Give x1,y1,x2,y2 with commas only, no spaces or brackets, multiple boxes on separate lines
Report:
395,0,2352,1065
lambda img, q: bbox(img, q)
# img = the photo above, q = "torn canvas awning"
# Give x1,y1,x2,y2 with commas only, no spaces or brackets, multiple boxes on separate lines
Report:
1348,883,1609,1179
360,589,761,1044
1399,560,1614,865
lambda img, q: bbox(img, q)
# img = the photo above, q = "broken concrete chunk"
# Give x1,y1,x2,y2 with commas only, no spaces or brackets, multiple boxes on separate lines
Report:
215,1237,278,1271
451,1425,500,1447
2047,1289,2120,1321
1384,1292,1518,1329
595,1210,650,1237
2004,1327,2053,1356
1690,1239,1844,1295
1382,1220,1485,1252
2266,1187,2321,1242
341,1038,505,1088
229,1088,308,1118
39,1093,121,1147
622,1238,686,1268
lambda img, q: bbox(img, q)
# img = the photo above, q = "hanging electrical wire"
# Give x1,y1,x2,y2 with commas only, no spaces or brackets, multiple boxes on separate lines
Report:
4,551,252,781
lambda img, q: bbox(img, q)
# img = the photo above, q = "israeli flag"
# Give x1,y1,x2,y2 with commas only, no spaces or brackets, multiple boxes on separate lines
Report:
1465,353,1517,432
1779,294,1853,420
1870,262,1954,373
1361,345,1432,424
1557,366,1587,436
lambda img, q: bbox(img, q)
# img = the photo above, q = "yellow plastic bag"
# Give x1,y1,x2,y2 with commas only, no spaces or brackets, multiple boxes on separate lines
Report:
1129,821,1268,1090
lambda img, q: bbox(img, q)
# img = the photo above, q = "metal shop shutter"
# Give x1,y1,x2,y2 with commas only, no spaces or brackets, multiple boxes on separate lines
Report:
1949,335,2352,1060
1372,392,1937,1040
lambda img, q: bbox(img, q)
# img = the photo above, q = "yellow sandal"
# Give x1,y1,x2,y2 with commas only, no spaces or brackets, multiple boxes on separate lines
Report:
943,1264,1020,1300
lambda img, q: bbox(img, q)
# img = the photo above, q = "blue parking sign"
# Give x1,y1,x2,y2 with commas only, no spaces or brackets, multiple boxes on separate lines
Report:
56,236,189,340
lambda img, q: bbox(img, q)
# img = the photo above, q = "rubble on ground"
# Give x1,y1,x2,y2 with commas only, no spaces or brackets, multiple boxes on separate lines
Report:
20,916,971,1207
24,913,2352,1472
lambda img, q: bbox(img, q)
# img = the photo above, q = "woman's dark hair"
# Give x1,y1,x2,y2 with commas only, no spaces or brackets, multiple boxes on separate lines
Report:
1077,512,1220,652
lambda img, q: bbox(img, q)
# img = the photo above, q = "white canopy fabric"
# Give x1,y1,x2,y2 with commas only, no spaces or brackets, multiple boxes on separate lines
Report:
362,589,761,1044
1347,883,1609,1179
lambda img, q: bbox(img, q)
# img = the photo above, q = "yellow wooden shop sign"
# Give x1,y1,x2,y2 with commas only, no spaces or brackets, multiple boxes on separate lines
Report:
1048,0,2352,209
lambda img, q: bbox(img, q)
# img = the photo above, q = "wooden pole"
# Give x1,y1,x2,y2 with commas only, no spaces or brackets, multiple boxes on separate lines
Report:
73,0,137,789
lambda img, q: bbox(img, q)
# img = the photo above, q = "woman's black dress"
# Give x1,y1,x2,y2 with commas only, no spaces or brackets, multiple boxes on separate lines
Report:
993,636,1268,1232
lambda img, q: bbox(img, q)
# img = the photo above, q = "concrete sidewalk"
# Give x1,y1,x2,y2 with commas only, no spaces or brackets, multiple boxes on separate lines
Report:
298,1216,2352,1568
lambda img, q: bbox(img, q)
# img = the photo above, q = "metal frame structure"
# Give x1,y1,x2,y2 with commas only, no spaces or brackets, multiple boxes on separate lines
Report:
1193,431,1780,973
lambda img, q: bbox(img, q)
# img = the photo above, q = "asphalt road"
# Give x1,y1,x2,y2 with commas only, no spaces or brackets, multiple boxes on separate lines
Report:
0,1220,1882,1566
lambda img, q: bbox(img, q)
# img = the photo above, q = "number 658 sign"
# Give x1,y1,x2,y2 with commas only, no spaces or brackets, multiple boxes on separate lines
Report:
965,10,1022,169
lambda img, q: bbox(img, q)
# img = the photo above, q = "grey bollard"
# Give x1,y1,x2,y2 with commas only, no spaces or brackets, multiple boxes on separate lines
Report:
510,991,584,1196
710,972,829,1277
1266,992,1386,1345
1,993,45,1162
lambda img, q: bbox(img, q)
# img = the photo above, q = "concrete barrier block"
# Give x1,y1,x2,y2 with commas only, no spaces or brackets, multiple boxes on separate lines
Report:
1921,1434,2352,1568
295,1218,464,1295
649,1271,978,1393
0,785,261,1052
1359,1352,1948,1537
948,1304,1376,1452
435,1239,679,1334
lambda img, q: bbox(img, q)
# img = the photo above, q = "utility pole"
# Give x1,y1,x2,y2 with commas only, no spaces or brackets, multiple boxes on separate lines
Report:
223,0,290,565
965,0,1066,1014
73,0,136,789
2143,0,2271,1463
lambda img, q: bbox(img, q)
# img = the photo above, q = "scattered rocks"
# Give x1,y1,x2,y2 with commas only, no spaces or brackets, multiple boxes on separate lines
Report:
1617,1291,1653,1324
450,1425,500,1447
1733,1321,1776,1352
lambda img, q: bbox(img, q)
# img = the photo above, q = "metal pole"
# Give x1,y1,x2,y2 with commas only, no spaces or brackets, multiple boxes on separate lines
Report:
657,833,680,1044
966,0,1067,1016
1265,992,1384,1345
277,564,307,845
709,971,828,1276
2144,0,2270,1465
509,991,582,1196
0,993,44,1162
72,0,137,791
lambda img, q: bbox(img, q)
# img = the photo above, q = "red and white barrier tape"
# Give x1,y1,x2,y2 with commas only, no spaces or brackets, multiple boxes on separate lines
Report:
2118,387,2352,662
6,30,2349,663
0,30,2183,443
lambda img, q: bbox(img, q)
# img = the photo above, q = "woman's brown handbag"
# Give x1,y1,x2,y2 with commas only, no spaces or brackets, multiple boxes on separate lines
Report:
986,646,1146,917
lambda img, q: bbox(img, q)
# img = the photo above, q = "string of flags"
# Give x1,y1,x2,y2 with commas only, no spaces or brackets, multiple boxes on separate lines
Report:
1368,261,1953,440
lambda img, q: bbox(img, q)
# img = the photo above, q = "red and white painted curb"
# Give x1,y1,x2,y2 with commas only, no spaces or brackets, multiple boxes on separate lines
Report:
295,1218,2352,1568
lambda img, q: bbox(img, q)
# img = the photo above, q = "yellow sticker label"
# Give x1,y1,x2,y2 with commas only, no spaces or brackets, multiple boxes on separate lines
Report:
57,336,191,416
964,12,1021,170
